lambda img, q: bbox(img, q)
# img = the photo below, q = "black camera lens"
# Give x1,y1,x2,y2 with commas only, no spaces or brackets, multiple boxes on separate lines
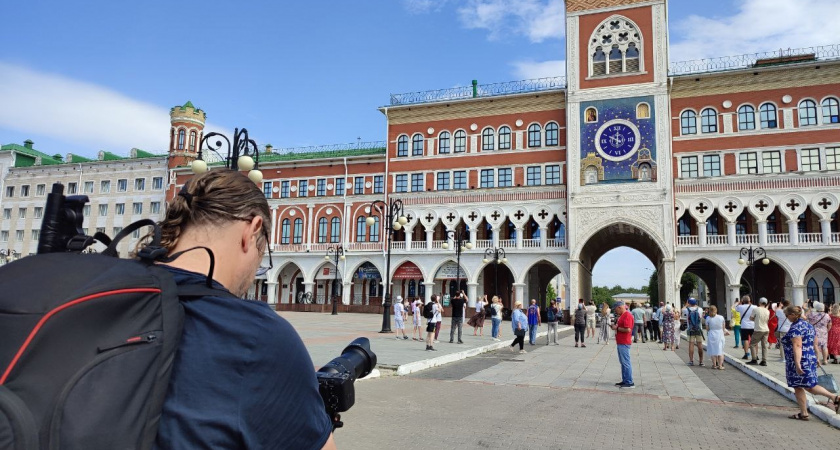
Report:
318,337,376,380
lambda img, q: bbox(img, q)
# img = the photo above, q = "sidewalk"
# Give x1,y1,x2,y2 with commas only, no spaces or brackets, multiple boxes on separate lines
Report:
280,311,569,375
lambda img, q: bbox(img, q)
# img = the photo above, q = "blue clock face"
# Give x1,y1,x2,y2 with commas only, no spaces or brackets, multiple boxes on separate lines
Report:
595,120,640,162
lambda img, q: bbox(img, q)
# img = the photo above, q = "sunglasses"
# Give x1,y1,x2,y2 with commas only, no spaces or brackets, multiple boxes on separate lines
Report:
255,229,273,276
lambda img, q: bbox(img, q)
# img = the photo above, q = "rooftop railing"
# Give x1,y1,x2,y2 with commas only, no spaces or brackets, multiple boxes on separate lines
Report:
258,141,386,162
389,76,567,106
668,44,840,76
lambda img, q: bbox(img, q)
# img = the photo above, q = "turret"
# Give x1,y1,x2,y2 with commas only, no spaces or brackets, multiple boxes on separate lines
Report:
168,101,206,169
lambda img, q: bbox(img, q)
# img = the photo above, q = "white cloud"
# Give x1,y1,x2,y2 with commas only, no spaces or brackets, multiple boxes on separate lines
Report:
511,59,565,80
457,0,564,43
0,61,223,158
671,0,840,62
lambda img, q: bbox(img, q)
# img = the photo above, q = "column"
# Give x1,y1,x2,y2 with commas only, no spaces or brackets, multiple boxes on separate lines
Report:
512,282,526,306
306,204,314,251
344,204,352,246
697,221,707,247
728,284,741,319
303,281,315,295
820,219,832,244
539,227,547,248
469,228,478,245
757,220,767,246
515,227,523,249
491,227,500,248
726,221,736,246
266,281,279,306
342,281,352,305
791,284,806,306
426,230,434,250
405,227,412,251
467,282,478,308
423,282,435,303
787,219,798,246
270,206,279,247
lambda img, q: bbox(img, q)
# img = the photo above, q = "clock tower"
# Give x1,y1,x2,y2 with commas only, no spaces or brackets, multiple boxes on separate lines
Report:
564,0,677,307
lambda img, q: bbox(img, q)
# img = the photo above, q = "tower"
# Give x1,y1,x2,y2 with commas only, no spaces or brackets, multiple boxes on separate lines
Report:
168,101,206,170
564,0,677,306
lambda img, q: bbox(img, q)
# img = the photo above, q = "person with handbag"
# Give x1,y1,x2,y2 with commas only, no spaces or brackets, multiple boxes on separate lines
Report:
775,300,791,361
661,304,677,351
705,305,728,370
509,301,529,354
730,303,742,349
807,302,833,365
779,305,840,420
828,304,840,364
735,295,755,360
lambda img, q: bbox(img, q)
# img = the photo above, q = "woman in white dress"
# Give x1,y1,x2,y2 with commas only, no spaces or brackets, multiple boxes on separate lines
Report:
705,305,727,370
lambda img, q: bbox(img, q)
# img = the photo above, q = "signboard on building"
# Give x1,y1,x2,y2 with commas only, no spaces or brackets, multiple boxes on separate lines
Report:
434,261,467,280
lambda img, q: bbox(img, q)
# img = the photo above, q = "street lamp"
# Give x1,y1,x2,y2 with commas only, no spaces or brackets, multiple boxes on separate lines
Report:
0,249,21,265
365,199,407,333
482,247,507,299
325,245,346,315
443,229,472,296
190,128,264,183
738,246,769,299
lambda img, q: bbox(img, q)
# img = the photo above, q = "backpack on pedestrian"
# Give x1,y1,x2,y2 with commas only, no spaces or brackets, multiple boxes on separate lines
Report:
423,302,435,320
547,307,556,322
687,308,703,336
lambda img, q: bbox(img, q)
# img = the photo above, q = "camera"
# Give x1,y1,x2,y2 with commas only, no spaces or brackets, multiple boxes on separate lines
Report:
38,183,94,254
316,337,377,430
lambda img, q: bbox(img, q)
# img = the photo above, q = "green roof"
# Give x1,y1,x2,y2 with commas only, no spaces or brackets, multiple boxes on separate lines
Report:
183,100,195,109
99,151,124,161
1,143,63,166
132,148,157,158
66,154,94,163
259,147,385,163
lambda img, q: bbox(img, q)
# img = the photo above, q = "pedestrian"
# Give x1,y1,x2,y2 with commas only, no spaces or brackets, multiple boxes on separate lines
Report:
651,303,661,343
412,299,423,341
730,302,742,349
683,298,705,366
644,303,653,341
597,302,611,344
705,305,727,370
573,303,587,347
631,302,646,343
433,294,443,343
780,305,840,420
661,304,677,351
611,301,635,388
735,295,755,360
510,301,528,354
747,297,771,366
775,300,791,360
546,299,560,345
807,302,832,365
827,303,840,364
468,294,487,336
527,299,541,345
393,296,409,340
425,295,439,351
490,295,503,341
449,291,467,344
585,300,597,339
768,302,778,349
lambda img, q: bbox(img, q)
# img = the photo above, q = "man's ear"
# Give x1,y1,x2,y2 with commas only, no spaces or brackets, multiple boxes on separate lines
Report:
241,216,264,252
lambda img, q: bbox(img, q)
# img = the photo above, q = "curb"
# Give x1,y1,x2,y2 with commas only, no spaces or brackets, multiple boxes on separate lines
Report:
681,334,840,429
395,326,573,376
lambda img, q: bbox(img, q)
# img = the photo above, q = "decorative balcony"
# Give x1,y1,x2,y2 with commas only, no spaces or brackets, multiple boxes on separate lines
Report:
271,237,567,254
669,44,840,77
676,232,838,248
389,76,567,107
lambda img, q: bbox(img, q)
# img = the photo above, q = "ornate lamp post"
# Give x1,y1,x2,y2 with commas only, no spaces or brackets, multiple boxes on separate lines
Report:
738,246,769,299
482,247,507,299
190,128,264,183
324,245,345,315
443,230,472,296
365,199,407,333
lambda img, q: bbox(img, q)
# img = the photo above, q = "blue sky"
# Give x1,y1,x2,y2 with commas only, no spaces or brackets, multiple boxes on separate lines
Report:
2,0,837,288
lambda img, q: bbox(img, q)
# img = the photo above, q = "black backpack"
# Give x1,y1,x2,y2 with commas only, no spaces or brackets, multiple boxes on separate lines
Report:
490,305,498,317
0,221,222,450
423,302,434,320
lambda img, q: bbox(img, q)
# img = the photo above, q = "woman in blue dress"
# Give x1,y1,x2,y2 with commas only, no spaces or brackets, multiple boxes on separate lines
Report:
780,305,840,420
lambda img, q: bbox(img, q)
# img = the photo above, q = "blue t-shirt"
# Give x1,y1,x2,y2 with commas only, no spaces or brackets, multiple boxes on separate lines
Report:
155,266,332,449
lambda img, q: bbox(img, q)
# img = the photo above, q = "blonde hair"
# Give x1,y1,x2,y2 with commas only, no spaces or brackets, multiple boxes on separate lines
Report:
492,295,500,304
784,305,803,318
830,303,840,317
709,305,717,316
514,301,523,309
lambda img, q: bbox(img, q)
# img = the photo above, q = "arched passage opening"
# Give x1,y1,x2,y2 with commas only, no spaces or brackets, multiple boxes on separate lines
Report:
522,259,563,319
479,261,513,311
276,262,305,304
680,258,730,314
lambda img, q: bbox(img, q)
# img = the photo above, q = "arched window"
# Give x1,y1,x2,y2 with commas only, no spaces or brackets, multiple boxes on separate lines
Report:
822,98,840,124
481,128,495,151
281,219,290,245
799,100,818,126
700,108,717,133
585,108,598,123
498,126,511,150
545,122,559,146
528,124,541,147
419,282,426,298
356,217,367,242
177,129,186,150
188,130,197,151
412,134,424,156
680,110,697,135
807,278,820,303
397,135,408,157
824,278,836,305
369,216,380,242
453,130,466,153
554,222,566,243
438,131,450,154
330,217,341,243
408,280,417,297
738,105,756,130
293,219,303,244
636,103,650,119
639,163,651,181
530,220,540,239
759,103,777,129
589,17,642,76
507,221,517,240
317,217,328,243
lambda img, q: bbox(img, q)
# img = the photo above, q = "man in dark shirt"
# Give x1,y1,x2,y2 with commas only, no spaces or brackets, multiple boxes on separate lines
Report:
154,170,334,449
450,291,467,343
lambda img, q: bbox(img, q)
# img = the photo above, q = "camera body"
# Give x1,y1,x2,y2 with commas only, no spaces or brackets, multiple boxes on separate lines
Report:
316,337,377,430
38,183,93,254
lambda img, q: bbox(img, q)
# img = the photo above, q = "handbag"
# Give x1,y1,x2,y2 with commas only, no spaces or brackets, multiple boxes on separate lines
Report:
817,366,839,394
514,328,526,337
774,317,787,340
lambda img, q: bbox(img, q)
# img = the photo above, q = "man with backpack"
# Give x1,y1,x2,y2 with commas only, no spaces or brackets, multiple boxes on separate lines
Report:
425,295,439,351
527,299,541,345
682,298,705,366
735,295,755,360
449,291,467,344
546,299,560,345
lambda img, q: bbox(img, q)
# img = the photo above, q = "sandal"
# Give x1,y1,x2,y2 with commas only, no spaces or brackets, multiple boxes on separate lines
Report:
789,413,810,421
833,395,840,414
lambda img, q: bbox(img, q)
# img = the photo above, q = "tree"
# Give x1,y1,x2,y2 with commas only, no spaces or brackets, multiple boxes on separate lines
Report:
546,283,557,302
680,273,698,302
647,270,659,305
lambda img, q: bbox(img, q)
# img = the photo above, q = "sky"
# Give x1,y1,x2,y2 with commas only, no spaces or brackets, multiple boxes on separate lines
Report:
2,0,838,288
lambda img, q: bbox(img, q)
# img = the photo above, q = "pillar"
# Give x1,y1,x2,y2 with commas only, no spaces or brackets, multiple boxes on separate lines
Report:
727,284,741,320
342,281,352,305
306,204,314,251
423,282,435,303
791,284,806,306
757,220,767,246
426,230,434,250
266,281,279,306
405,227,413,251
726,221,736,246
820,219,832,244
470,228,478,245
467,282,478,308
270,206,279,247
539,227,547,248
787,220,798,246
303,281,315,295
512,282,526,306
491,226,499,248
697,221,707,247
515,227,523,249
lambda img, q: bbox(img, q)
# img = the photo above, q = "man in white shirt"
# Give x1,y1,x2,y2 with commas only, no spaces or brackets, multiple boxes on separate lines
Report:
735,295,755,360
774,300,791,360
747,297,771,366
425,295,440,351
682,298,705,366
393,296,408,340
585,301,597,339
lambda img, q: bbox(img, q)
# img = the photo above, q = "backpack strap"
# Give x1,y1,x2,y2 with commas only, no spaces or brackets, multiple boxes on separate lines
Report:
102,219,162,258
177,283,238,299
159,246,217,288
